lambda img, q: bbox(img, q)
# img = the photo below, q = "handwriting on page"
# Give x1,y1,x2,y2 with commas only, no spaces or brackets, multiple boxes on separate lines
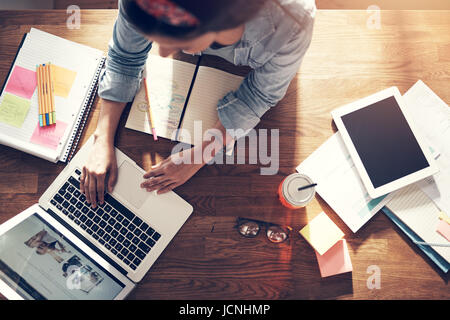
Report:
51,64,77,98
5,65,37,99
30,120,68,150
0,93,31,128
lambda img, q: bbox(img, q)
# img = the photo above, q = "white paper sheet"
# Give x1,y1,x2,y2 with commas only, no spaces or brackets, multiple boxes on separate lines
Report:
296,132,394,233
402,80,450,216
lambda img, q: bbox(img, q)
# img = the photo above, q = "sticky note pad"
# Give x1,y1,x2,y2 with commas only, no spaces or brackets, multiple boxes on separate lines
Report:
51,64,77,98
4,65,37,99
0,93,31,128
299,211,345,255
315,239,353,277
30,120,68,150
436,219,450,242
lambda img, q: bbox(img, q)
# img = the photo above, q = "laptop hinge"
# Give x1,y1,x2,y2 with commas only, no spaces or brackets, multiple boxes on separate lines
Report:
46,207,128,276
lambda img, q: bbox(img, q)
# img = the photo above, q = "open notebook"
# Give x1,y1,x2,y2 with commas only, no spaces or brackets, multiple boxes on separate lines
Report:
0,28,105,162
125,55,244,145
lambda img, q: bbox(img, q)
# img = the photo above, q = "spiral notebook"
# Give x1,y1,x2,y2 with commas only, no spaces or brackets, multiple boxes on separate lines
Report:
0,28,105,163
125,55,244,145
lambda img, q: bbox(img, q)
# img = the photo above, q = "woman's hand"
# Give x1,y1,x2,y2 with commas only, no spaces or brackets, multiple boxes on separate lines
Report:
141,148,204,194
80,136,118,208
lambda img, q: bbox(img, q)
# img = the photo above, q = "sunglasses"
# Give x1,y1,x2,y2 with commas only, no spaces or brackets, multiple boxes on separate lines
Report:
234,217,292,244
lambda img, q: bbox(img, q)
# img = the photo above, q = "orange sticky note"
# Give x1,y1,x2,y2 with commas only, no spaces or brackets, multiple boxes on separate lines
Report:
315,239,353,278
436,219,450,242
50,64,77,98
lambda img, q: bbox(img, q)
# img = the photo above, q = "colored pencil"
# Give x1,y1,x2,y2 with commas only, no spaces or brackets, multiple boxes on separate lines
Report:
47,63,56,124
143,77,158,141
36,65,44,127
42,64,49,125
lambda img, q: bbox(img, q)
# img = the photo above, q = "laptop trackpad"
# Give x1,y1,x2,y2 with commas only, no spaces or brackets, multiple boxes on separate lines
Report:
114,161,148,209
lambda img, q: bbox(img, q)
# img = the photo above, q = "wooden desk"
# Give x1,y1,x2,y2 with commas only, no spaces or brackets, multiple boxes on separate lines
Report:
0,10,448,300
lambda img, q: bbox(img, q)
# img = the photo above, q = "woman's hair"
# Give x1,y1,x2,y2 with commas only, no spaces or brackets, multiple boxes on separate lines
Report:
122,0,268,39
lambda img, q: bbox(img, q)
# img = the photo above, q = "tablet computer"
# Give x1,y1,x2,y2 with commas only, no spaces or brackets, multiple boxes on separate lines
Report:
331,87,438,198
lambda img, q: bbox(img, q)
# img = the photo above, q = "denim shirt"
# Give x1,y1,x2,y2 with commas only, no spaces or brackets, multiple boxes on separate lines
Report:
98,0,316,135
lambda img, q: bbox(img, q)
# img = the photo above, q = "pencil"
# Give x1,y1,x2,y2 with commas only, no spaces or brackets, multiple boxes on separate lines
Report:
47,63,56,124
36,65,44,127
143,77,158,141
42,64,50,125
45,64,54,125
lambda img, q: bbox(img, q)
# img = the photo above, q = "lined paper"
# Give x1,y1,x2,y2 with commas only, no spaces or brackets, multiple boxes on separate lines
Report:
179,66,243,144
386,184,450,263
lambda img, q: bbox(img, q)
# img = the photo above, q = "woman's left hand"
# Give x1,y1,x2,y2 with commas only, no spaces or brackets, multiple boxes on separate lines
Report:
141,148,204,194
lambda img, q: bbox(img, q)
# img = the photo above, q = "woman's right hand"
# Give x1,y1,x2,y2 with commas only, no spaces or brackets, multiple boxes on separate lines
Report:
80,136,118,208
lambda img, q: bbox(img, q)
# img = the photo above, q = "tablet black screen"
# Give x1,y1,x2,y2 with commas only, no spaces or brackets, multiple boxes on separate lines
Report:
341,96,429,188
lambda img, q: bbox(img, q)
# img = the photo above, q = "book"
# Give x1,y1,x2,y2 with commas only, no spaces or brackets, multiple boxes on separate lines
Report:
0,28,105,162
125,55,244,145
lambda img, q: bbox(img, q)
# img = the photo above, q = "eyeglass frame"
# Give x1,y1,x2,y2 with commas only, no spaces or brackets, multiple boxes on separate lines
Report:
234,217,293,243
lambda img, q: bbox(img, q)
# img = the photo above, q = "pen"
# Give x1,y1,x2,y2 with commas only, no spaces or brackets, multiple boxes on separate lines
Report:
143,77,158,141
36,65,44,127
298,183,317,191
413,240,450,247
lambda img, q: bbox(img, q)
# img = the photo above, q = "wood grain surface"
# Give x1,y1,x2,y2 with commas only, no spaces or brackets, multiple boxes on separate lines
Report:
0,10,448,300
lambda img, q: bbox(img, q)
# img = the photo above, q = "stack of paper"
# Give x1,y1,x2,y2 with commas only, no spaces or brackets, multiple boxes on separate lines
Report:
299,212,352,277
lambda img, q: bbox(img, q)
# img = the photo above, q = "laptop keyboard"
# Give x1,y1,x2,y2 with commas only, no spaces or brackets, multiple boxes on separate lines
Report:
49,169,161,271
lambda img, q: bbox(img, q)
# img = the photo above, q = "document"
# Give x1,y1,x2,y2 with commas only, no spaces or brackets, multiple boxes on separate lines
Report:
402,80,450,217
296,132,394,233
386,183,450,263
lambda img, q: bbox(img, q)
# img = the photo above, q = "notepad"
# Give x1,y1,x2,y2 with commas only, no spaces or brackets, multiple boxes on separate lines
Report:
50,64,77,98
0,28,105,162
299,211,345,255
125,55,244,145
4,65,37,99
0,93,31,128
315,239,353,277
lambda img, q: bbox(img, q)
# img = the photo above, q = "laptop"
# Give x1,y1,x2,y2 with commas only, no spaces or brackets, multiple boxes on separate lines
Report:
0,137,193,300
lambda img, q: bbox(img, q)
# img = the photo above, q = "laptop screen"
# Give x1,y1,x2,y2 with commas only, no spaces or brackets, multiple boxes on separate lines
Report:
0,213,125,300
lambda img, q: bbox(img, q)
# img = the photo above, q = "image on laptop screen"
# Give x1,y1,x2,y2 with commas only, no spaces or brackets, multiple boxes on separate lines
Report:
0,213,125,300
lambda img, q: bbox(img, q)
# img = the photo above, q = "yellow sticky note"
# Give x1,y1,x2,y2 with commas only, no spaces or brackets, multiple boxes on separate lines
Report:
438,211,450,225
51,64,77,98
299,211,345,255
0,93,31,128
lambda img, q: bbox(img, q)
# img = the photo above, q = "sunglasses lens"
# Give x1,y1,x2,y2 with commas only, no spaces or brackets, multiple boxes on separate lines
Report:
266,226,288,243
238,221,260,237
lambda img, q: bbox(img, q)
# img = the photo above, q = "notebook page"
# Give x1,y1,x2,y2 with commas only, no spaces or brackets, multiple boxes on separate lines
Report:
125,55,196,140
0,28,103,161
178,66,243,145
386,184,450,263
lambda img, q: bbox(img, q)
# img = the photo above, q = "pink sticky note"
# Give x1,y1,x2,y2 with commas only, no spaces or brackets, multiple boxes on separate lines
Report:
436,220,450,242
30,120,68,150
315,239,353,278
5,66,37,99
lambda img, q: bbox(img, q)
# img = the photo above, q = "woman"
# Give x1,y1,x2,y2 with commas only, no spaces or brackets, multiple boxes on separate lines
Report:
81,0,315,207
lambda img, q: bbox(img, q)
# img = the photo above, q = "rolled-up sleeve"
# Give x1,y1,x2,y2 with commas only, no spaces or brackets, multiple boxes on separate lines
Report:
217,15,314,137
98,0,152,103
